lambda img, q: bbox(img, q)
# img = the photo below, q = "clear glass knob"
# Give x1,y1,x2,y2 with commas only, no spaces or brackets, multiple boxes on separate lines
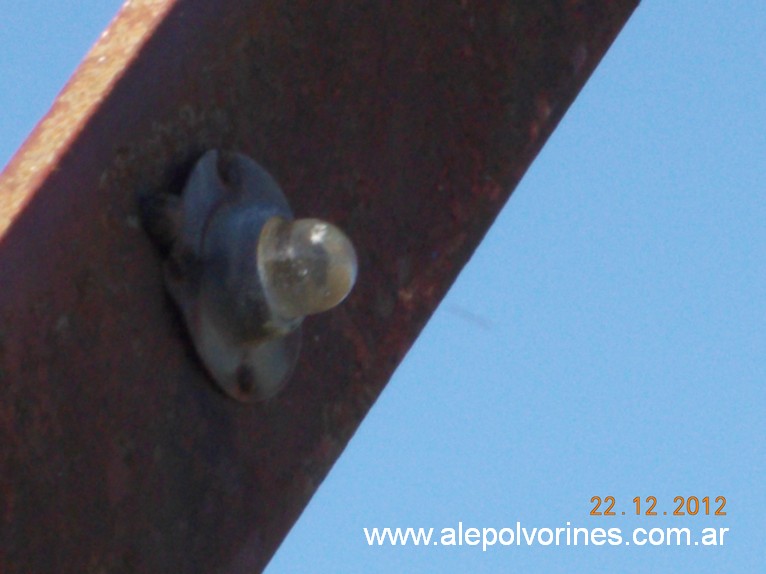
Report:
257,216,358,320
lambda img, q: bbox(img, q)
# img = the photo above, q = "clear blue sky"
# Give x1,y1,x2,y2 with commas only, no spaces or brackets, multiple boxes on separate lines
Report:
2,2,764,573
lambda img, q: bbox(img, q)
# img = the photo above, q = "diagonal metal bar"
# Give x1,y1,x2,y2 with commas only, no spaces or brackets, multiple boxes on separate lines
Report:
0,0,638,571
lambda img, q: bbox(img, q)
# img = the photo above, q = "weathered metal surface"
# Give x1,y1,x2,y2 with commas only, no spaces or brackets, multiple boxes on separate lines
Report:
0,0,638,571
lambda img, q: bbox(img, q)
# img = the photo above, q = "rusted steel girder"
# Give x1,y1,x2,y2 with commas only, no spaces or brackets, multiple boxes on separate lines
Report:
0,0,638,571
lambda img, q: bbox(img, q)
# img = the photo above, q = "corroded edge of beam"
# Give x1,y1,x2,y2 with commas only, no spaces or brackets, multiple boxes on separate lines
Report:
0,0,174,233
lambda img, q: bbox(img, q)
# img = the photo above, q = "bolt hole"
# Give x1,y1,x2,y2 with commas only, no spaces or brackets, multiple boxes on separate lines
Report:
236,365,254,395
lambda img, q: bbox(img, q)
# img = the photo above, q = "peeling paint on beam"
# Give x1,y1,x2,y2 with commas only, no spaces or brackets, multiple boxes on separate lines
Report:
0,0,639,572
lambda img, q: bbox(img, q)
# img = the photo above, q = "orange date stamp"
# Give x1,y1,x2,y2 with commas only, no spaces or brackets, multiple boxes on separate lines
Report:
590,496,727,517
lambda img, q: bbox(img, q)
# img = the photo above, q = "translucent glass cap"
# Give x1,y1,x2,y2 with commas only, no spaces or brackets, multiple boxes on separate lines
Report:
257,216,358,320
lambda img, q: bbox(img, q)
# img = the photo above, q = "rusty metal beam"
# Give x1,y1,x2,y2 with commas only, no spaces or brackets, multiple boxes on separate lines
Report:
0,0,638,571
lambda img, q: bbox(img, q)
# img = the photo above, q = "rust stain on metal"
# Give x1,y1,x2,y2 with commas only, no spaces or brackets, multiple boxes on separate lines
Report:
0,0,639,572
0,0,173,233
